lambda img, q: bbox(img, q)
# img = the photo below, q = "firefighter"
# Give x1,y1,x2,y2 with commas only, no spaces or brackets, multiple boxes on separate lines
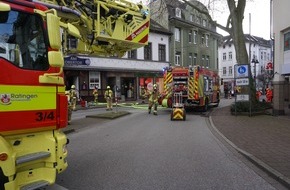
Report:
266,87,273,103
140,86,147,103
105,86,113,110
65,90,72,124
148,84,159,115
70,85,77,111
93,86,98,104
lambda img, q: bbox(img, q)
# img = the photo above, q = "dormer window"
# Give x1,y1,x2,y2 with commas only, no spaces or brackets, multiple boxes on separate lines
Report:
176,8,181,18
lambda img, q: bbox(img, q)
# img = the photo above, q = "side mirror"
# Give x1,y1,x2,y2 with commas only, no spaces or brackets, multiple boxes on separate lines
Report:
48,51,63,68
46,12,61,50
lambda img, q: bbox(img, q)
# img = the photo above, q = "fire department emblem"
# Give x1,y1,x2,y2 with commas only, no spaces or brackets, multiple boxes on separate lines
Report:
0,94,11,105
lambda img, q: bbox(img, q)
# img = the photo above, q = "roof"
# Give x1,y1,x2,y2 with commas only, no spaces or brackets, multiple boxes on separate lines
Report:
150,19,172,35
222,34,271,47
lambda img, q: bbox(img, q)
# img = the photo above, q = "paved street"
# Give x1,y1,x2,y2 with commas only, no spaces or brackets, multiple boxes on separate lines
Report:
53,99,284,190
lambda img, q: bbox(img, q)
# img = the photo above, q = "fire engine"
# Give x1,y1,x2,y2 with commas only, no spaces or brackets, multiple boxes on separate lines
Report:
159,66,220,111
0,0,149,189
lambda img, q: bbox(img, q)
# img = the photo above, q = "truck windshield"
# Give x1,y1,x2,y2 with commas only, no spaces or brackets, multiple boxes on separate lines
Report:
0,10,48,70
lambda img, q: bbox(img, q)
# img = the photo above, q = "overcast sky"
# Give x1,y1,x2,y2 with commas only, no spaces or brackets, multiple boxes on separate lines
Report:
133,0,271,40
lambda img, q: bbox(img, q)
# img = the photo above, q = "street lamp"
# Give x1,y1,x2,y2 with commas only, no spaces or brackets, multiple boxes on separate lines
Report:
251,58,259,90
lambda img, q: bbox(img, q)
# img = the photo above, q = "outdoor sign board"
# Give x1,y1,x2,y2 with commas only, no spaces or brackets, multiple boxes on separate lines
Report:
236,78,249,86
235,64,249,78
236,94,249,101
234,64,250,105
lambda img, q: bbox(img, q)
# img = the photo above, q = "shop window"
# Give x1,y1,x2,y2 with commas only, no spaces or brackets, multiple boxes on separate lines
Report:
89,71,100,89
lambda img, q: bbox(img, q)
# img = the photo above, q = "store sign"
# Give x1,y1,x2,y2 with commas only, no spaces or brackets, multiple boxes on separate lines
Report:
64,56,91,66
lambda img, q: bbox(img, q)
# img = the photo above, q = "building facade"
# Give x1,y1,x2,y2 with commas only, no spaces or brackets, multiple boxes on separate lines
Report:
271,0,290,115
218,34,272,94
63,20,171,102
150,0,221,70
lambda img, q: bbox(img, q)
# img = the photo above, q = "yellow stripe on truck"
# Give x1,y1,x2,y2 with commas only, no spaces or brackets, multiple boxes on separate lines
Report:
0,85,56,111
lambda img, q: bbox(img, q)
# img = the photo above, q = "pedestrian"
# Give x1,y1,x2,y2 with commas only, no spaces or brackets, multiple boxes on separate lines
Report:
105,86,113,110
148,84,159,115
93,86,98,104
70,85,77,111
224,86,228,99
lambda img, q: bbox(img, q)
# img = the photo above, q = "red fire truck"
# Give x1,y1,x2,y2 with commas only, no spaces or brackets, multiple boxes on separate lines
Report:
159,66,220,111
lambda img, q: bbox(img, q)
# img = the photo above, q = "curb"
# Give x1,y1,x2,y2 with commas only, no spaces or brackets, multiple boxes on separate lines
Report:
208,111,290,189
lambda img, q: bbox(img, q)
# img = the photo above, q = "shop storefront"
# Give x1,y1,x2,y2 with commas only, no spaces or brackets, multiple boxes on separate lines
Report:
64,55,169,102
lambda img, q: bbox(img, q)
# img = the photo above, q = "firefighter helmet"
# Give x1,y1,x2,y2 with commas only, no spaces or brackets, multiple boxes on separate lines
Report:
153,84,157,89
107,86,110,89
71,85,75,89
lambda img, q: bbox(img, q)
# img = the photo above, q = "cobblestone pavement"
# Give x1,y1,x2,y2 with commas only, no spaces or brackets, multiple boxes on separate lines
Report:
210,101,290,189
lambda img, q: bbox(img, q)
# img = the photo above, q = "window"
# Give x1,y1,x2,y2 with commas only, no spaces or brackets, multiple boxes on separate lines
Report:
222,67,226,75
223,53,226,60
205,34,209,47
201,34,205,45
193,30,197,44
189,53,193,66
144,42,152,60
89,71,101,90
67,37,77,49
229,66,233,75
206,56,210,67
202,19,207,27
175,28,181,42
128,49,137,59
175,52,181,66
284,32,290,51
229,52,232,60
0,10,48,70
193,53,197,65
158,44,166,61
189,14,193,22
175,8,181,18
189,30,192,43
201,55,205,66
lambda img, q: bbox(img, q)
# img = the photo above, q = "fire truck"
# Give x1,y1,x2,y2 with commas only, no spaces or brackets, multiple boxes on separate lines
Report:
159,66,220,111
0,0,149,189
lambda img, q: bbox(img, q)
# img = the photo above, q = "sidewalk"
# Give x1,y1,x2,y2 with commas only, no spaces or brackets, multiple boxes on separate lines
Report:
209,100,290,189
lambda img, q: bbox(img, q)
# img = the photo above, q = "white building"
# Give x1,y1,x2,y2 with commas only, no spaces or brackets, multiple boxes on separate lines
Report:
64,20,171,102
271,0,290,115
218,34,271,94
